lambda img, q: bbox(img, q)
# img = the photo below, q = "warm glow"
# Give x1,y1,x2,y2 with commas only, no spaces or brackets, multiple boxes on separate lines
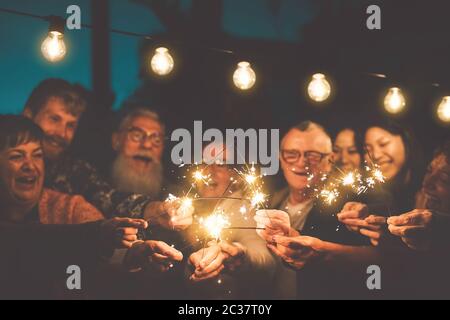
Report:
437,96,450,123
250,191,266,208
233,61,256,90
320,188,339,205
150,47,174,75
200,212,231,240
342,172,356,186
384,87,406,114
307,73,331,102
41,31,66,62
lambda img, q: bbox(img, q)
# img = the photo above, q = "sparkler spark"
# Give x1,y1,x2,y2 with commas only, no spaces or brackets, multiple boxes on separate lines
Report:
181,197,193,209
245,174,257,185
199,211,231,240
320,188,339,205
193,170,211,185
341,172,356,186
372,168,385,183
250,191,266,208
165,193,178,202
309,161,388,206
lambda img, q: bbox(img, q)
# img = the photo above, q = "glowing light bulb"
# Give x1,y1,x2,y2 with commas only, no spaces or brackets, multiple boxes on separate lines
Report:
437,96,450,123
233,61,256,90
384,87,406,114
307,73,331,102
41,31,66,62
150,47,174,76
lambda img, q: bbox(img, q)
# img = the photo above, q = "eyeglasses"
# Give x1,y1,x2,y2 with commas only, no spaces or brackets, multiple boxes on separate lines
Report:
126,127,164,147
281,149,330,165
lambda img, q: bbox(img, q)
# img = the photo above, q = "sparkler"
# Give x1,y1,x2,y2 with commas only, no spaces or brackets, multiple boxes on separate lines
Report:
250,191,266,208
192,169,212,185
243,165,258,185
371,167,385,183
319,188,340,205
309,161,386,206
199,211,231,241
173,156,270,255
341,171,357,186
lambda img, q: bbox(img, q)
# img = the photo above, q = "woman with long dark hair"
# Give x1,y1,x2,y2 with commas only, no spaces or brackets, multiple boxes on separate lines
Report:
362,118,425,214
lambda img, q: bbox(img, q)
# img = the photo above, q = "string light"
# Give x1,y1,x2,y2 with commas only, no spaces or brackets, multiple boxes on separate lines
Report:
41,16,66,62
150,47,174,76
384,87,406,114
307,73,331,102
1,7,450,125
233,61,256,90
437,96,450,123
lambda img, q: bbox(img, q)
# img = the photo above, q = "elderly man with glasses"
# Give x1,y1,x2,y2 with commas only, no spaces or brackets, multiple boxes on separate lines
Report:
255,121,369,299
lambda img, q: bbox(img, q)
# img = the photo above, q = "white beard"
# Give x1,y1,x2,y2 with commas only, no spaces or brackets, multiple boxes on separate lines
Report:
111,154,163,199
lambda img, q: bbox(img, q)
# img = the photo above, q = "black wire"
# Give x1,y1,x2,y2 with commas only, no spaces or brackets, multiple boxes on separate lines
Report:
0,6,443,86
0,7,48,20
0,7,234,55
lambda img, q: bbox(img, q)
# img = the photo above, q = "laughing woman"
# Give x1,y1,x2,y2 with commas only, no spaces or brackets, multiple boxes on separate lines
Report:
0,115,106,225
0,115,153,298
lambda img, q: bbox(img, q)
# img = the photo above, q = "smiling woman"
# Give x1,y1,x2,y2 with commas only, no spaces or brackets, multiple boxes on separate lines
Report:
0,114,104,224
362,118,425,214
0,115,45,216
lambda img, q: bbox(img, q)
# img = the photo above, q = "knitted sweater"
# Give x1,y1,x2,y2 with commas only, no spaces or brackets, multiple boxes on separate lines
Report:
38,188,105,224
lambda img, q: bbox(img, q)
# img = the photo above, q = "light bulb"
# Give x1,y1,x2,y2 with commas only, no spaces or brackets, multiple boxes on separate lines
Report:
307,73,331,102
150,47,174,76
233,61,256,90
41,31,66,62
384,87,406,114
437,96,450,123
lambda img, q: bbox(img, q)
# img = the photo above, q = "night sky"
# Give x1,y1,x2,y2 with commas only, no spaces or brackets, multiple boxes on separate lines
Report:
0,0,448,172
0,0,318,112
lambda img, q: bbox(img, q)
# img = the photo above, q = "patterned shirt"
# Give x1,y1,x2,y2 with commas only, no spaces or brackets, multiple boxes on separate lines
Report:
45,156,153,218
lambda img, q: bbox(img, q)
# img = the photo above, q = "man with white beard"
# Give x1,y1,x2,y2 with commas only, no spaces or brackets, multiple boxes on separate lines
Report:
111,108,165,199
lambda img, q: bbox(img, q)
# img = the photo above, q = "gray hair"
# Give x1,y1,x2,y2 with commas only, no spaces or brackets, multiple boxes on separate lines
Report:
282,120,332,152
117,108,165,134
292,120,328,134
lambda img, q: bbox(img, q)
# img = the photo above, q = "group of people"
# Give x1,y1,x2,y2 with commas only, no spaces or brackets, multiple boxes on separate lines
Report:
0,78,449,299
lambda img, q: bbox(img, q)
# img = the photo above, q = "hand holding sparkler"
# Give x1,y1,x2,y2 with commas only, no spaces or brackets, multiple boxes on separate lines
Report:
99,217,148,249
144,196,194,231
188,240,246,282
123,240,183,273
254,209,299,243
387,209,435,251
337,202,387,245
268,235,325,270
189,241,227,282
337,202,370,232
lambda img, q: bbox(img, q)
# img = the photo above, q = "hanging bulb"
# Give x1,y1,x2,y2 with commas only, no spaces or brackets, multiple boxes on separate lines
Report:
307,73,331,102
437,96,450,123
41,17,66,62
233,61,256,90
384,87,406,114
150,47,174,76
